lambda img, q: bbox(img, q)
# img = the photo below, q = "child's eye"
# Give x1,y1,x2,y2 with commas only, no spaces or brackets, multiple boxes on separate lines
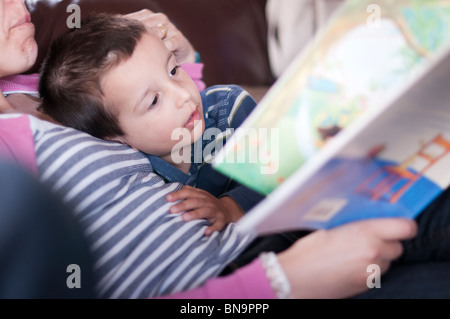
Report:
148,94,159,110
169,65,180,77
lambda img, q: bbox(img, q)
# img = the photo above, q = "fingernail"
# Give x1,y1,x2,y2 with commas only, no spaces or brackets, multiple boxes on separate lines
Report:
170,206,178,213
182,214,191,221
166,195,172,201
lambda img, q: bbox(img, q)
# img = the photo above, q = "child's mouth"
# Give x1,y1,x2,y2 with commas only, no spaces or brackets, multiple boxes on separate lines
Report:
185,108,201,128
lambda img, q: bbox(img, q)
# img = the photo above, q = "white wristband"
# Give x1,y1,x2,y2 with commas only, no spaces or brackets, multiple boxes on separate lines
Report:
259,252,291,299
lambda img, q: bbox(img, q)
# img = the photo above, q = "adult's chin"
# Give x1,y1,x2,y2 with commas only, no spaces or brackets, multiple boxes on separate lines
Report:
0,38,38,77
20,37,39,73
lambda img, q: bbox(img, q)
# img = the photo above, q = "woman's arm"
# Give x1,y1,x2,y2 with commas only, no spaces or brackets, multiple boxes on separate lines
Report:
157,258,275,299
159,218,417,299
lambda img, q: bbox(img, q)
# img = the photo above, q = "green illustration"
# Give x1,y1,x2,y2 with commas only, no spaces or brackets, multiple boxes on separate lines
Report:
213,0,450,195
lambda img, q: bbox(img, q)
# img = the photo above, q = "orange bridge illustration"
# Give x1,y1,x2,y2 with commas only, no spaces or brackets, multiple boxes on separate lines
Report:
355,134,450,203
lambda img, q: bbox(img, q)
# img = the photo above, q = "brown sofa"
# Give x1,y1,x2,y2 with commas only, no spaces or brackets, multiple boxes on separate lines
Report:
25,0,275,101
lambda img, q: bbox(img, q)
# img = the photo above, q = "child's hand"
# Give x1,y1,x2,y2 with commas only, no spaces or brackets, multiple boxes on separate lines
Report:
166,185,244,236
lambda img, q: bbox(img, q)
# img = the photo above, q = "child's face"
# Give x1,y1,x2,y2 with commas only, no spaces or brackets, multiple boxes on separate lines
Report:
102,32,204,163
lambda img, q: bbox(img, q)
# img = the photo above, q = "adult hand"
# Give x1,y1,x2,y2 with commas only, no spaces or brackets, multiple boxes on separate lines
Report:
125,9,197,65
276,218,417,299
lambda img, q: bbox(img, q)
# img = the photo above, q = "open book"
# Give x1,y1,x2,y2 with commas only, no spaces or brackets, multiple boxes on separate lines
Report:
212,0,450,235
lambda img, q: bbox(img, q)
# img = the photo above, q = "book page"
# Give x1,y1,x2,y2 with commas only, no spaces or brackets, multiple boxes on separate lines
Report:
213,0,450,196
238,46,450,234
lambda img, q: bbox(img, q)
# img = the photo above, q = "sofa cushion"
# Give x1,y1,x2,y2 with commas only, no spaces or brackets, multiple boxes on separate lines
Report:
25,0,275,87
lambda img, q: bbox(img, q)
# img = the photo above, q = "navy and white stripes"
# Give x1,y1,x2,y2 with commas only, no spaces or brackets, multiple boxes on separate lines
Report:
30,116,254,298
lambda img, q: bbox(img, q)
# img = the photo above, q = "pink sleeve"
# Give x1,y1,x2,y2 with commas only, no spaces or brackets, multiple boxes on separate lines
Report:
157,258,276,299
0,73,39,94
0,115,37,176
181,63,206,91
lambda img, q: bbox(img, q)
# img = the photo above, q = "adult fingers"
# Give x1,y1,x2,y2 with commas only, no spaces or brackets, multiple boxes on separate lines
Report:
124,8,156,20
360,218,418,241
378,240,404,262
163,32,187,53
144,13,176,40
124,10,196,64
163,33,196,64
125,11,175,40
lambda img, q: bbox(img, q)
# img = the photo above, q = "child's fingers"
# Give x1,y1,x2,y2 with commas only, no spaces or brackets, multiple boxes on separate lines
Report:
169,197,210,214
204,220,227,236
166,185,208,202
182,207,217,221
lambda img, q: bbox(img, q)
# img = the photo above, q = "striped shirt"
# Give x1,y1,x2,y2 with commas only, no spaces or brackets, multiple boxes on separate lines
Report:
19,115,255,298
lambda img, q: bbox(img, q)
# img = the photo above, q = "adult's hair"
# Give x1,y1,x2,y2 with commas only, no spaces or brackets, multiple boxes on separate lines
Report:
39,13,147,139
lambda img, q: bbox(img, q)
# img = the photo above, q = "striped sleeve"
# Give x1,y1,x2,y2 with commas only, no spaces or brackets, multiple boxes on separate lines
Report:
204,85,257,130
29,116,255,298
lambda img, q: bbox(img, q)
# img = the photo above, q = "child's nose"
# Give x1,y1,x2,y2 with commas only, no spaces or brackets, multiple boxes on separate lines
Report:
173,86,191,109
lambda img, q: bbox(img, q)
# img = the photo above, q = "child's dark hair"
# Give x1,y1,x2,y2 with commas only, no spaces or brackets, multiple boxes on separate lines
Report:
39,13,147,139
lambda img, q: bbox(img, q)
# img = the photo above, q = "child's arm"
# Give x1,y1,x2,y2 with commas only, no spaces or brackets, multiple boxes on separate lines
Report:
166,185,244,236
221,183,266,213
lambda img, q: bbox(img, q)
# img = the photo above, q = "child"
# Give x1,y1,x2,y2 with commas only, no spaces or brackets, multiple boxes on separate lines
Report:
39,13,265,236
